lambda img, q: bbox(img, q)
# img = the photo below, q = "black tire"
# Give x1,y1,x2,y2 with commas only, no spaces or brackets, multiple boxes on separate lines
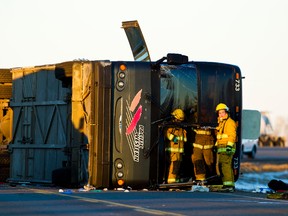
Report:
247,146,256,159
52,167,72,187
240,145,244,159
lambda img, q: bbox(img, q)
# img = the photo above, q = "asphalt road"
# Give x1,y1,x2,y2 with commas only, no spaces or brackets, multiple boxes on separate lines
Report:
0,147,287,216
0,184,287,216
242,147,288,164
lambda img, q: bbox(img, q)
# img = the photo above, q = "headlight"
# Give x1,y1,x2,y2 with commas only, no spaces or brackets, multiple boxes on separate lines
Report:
116,162,123,169
119,71,125,79
118,80,124,88
117,171,124,178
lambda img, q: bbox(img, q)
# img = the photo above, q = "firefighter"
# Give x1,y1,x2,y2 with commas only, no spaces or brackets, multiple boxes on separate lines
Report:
191,127,215,182
166,109,187,184
215,103,237,192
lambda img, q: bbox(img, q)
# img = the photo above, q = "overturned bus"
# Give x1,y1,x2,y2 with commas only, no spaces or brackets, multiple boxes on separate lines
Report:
4,21,250,189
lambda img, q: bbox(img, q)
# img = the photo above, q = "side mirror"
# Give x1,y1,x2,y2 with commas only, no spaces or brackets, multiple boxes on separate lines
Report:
167,53,189,65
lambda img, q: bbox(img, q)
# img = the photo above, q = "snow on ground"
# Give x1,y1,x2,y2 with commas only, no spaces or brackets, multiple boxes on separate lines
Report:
236,170,288,192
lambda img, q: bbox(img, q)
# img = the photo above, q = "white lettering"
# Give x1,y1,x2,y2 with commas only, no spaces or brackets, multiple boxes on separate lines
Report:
132,125,145,162
138,125,144,149
235,79,240,91
233,157,239,169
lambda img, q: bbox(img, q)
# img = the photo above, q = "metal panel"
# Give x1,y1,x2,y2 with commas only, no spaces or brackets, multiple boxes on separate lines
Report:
0,68,12,100
0,150,10,182
111,61,154,188
85,61,112,188
69,61,112,186
9,65,73,183
70,62,89,185
0,69,12,83
0,84,12,99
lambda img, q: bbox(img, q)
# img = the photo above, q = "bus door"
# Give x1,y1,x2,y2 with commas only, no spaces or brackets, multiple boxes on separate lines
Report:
158,63,198,184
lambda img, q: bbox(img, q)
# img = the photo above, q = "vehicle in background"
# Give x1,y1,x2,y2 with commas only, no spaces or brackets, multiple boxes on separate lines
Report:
241,138,258,159
258,112,286,147
241,110,261,159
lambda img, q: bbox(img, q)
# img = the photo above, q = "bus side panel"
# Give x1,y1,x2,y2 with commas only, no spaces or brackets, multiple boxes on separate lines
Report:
112,62,152,188
9,66,71,184
231,66,242,181
87,62,112,188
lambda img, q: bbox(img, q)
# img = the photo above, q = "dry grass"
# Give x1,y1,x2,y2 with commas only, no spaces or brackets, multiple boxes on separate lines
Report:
240,162,288,172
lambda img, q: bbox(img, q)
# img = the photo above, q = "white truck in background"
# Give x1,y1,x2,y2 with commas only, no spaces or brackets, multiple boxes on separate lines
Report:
241,110,261,159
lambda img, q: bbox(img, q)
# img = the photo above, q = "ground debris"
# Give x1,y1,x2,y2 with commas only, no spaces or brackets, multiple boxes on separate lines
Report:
267,192,288,200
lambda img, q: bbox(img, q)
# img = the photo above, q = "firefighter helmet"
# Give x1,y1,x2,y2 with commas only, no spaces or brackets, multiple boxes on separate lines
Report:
215,103,229,112
171,109,185,121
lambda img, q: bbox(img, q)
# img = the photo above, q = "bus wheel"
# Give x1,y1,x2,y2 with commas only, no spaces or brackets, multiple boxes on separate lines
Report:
247,146,256,159
240,145,244,159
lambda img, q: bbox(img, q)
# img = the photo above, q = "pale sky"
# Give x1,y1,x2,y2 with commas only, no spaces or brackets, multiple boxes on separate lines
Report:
1,0,288,120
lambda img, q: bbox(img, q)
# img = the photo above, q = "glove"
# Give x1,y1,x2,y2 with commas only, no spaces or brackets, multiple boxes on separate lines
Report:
226,145,233,155
173,136,178,143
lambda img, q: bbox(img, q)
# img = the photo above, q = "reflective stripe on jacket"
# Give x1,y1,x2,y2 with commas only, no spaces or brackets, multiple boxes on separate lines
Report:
165,147,184,153
166,127,187,143
193,143,214,150
193,129,211,135
217,147,236,153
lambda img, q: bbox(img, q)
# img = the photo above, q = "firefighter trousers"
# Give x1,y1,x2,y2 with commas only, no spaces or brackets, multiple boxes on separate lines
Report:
167,152,182,183
216,153,234,186
191,147,214,180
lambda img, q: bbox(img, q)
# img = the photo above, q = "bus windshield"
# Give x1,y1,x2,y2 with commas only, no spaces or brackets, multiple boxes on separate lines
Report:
159,62,239,126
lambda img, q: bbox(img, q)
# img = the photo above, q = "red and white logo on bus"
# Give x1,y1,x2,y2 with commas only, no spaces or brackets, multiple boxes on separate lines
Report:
126,89,144,162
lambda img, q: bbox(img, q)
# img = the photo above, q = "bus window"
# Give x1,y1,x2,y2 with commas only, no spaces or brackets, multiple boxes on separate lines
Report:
159,64,198,123
197,63,239,126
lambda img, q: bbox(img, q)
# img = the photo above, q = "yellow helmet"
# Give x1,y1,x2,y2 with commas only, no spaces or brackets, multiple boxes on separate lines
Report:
171,109,185,121
215,103,229,112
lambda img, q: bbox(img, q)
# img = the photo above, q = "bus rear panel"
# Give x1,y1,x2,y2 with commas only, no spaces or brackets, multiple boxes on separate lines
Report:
111,61,160,188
